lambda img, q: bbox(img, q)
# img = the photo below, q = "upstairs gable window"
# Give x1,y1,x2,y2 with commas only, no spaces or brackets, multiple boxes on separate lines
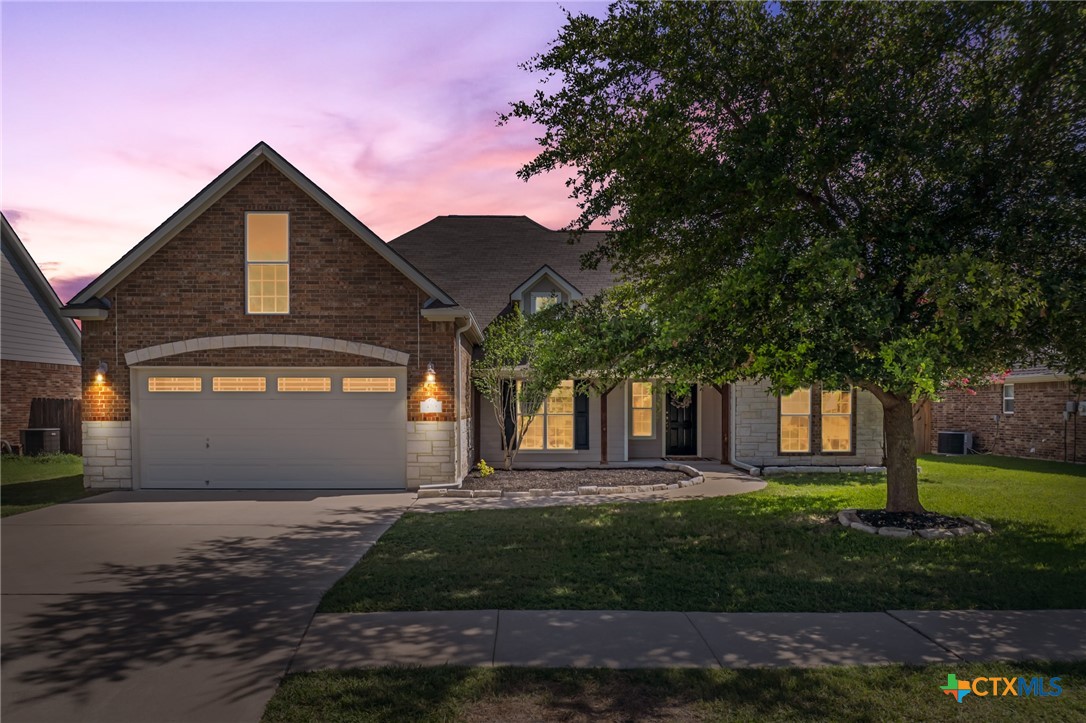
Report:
530,292,560,314
246,212,289,314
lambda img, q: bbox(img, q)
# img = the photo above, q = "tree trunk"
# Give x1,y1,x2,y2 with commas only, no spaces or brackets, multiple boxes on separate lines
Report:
600,387,610,465
881,391,925,513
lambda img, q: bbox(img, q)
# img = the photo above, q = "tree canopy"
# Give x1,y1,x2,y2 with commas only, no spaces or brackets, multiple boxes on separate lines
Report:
505,1,1085,511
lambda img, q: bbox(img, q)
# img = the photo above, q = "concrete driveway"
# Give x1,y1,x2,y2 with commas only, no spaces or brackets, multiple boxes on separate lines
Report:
1,489,413,723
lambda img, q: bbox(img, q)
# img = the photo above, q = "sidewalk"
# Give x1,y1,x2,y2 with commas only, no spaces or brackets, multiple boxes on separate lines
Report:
289,609,1086,672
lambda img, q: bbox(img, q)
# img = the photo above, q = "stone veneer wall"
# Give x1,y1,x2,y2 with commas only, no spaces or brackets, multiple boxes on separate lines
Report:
83,421,132,489
407,420,456,487
733,379,884,467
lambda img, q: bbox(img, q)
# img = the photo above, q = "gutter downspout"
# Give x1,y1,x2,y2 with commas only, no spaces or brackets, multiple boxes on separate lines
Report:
728,382,762,476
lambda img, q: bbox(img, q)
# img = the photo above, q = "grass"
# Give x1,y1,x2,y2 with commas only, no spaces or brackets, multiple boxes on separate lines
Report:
1,453,98,517
320,454,1086,613
264,662,1085,722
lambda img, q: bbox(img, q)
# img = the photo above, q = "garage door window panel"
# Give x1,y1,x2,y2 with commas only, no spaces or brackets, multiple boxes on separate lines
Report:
278,377,331,392
148,377,202,392
246,212,289,314
213,377,266,392
343,377,397,392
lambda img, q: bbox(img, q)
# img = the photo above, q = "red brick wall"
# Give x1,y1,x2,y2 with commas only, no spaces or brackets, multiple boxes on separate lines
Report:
931,381,1086,463
80,160,457,424
1,358,81,445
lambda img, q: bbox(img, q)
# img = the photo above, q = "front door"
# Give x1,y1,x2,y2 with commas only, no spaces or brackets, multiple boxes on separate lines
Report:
666,386,697,456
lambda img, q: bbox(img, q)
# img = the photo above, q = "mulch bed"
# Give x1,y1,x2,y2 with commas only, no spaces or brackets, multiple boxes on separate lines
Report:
461,467,691,492
855,509,968,531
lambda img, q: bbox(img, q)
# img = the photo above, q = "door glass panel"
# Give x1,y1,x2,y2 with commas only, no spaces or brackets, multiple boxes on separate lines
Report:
213,377,266,392
148,377,202,392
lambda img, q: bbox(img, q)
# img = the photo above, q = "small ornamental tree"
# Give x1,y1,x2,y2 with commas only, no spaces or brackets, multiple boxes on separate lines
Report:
472,306,561,470
505,1,1086,512
530,285,657,464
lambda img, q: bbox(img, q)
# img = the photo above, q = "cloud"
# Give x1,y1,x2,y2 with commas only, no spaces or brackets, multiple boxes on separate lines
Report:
2,208,27,224
48,273,100,304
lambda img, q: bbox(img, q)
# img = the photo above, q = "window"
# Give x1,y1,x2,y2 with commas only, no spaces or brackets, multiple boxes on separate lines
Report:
246,212,289,314
821,388,853,453
779,388,811,453
148,377,201,392
519,380,574,450
278,377,331,392
343,377,397,393
630,381,654,437
213,377,266,392
530,292,559,314
1003,383,1015,414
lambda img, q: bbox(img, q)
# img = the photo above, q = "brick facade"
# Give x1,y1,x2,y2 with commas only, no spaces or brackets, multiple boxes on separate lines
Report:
78,159,467,488
932,381,1086,464
80,160,458,425
1,358,81,447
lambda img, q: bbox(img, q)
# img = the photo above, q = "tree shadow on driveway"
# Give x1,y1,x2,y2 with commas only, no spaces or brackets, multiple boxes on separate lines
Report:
1,498,406,721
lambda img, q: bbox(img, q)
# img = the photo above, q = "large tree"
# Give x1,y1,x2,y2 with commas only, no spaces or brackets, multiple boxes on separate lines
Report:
505,1,1085,512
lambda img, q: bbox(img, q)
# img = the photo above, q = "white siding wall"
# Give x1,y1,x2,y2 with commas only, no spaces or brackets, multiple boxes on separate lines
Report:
1,252,78,366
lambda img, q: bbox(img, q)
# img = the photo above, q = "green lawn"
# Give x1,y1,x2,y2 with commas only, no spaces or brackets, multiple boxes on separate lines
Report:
1,453,97,517
320,455,1086,613
264,662,1085,722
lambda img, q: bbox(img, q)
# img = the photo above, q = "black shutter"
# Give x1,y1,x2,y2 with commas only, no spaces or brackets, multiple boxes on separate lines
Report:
501,379,516,450
574,382,590,450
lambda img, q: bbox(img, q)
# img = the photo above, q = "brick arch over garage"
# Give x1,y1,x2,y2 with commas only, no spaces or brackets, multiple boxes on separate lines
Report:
123,335,410,366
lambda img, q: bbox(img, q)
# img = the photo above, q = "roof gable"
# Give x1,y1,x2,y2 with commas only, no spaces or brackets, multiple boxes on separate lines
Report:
1,214,81,361
70,142,454,306
390,215,614,328
510,264,584,301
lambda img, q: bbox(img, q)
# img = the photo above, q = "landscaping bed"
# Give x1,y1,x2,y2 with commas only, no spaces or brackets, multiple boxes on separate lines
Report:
460,467,691,492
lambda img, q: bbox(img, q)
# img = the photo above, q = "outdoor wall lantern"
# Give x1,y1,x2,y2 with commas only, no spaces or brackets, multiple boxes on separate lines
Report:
425,362,436,385
95,361,109,383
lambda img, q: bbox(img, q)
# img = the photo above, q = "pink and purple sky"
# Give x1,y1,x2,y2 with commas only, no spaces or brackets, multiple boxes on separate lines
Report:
2,1,603,302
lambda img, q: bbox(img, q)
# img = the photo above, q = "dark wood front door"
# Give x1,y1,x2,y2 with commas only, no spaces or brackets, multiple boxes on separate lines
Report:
666,386,697,455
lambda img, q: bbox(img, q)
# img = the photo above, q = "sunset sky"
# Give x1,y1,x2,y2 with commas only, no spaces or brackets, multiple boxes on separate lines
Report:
2,1,603,302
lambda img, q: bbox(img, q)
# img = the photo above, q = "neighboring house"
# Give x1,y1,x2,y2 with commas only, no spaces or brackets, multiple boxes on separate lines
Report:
1,214,82,450
932,366,1085,464
63,143,480,490
392,217,886,474
62,142,884,491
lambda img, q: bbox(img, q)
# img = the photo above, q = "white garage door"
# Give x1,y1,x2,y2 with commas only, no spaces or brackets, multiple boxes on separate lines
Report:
133,367,406,489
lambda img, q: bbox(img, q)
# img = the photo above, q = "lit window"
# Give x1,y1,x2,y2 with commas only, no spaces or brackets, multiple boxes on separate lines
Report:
1003,383,1014,414
821,389,853,452
343,377,397,392
278,377,331,392
213,377,266,392
148,377,202,392
519,380,574,450
531,292,559,314
246,212,289,314
630,381,654,437
780,388,811,453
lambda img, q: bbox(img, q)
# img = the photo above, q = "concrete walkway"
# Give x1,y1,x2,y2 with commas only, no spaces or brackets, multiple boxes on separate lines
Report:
410,464,767,512
290,609,1086,671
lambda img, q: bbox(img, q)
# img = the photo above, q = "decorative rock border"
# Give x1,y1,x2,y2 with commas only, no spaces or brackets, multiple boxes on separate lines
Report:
417,463,704,500
837,509,993,539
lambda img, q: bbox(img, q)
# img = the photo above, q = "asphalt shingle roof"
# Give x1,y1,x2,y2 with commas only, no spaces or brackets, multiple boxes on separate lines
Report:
390,216,615,328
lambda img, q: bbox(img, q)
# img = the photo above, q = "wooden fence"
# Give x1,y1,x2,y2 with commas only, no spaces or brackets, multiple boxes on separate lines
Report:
28,398,82,455
913,399,932,455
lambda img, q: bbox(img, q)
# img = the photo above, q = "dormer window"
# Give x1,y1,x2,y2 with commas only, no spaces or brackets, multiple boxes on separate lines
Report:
531,292,560,314
246,212,289,314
